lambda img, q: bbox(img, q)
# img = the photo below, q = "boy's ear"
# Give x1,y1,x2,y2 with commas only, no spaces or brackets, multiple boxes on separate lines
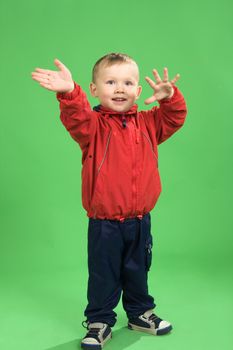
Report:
90,82,98,97
136,85,142,100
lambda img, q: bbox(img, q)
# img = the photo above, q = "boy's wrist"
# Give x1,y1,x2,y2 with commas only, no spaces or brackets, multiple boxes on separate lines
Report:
56,81,80,101
166,87,174,99
64,81,75,93
159,86,177,103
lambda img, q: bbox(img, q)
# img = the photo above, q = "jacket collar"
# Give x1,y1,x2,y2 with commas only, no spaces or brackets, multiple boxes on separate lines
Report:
93,104,138,116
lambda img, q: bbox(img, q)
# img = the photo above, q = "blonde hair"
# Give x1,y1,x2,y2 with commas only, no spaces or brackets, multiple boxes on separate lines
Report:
92,52,138,83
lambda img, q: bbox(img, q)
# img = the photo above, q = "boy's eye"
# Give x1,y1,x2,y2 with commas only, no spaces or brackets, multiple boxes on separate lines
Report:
125,81,133,86
106,80,115,85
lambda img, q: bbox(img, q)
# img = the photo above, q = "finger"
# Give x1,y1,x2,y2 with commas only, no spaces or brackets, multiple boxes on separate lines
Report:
32,75,50,84
145,76,157,89
31,72,50,79
54,58,67,71
163,67,169,82
152,69,162,83
35,67,53,74
144,95,157,105
170,73,180,85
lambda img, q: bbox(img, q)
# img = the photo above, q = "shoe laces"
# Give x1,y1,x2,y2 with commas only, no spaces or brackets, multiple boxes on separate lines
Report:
148,313,162,326
148,313,158,321
86,328,102,338
82,320,89,329
82,320,104,337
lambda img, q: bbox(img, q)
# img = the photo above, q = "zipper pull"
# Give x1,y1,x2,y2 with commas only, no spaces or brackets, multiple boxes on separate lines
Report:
122,115,127,128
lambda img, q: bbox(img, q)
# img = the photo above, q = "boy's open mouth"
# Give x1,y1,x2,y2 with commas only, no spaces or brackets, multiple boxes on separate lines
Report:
112,98,127,101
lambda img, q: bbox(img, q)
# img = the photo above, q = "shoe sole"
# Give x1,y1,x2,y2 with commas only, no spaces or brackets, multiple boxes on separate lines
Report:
81,332,112,350
128,323,172,335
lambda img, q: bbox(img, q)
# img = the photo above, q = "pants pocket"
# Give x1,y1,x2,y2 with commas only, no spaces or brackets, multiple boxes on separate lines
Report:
145,234,153,271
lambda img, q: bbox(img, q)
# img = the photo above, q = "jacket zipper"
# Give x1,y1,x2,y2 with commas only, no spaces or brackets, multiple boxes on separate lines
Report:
128,122,137,217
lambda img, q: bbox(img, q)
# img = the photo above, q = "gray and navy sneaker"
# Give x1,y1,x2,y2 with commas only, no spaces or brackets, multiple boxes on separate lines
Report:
128,309,172,335
81,322,112,350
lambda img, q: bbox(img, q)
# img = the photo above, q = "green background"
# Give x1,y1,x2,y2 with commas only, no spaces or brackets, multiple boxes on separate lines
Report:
0,0,232,349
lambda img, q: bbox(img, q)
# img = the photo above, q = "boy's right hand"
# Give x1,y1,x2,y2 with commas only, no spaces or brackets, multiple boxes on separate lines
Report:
31,58,74,93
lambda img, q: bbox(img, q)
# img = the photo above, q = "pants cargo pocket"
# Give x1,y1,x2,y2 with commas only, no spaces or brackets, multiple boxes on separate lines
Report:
145,234,153,271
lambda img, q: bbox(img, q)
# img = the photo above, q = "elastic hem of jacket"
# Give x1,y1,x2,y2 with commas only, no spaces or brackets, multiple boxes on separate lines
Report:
119,214,143,223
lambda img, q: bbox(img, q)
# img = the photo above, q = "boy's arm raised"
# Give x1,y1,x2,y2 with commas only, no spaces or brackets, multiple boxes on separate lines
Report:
142,68,187,144
56,82,96,153
31,59,97,152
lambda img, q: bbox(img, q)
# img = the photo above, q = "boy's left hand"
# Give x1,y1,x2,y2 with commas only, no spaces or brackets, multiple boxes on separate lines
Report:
144,68,180,104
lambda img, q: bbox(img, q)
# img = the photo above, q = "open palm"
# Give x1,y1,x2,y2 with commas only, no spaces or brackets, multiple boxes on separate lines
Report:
31,58,74,93
144,67,180,104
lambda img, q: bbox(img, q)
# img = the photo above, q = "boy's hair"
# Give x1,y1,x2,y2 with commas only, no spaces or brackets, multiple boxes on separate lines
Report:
92,52,137,83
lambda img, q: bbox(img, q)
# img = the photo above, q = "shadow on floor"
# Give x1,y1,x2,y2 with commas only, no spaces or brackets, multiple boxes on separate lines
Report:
45,325,172,350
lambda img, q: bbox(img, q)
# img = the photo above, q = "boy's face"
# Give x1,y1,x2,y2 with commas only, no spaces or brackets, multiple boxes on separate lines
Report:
90,62,142,112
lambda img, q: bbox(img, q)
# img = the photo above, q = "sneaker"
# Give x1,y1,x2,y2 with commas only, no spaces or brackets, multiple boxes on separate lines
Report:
81,322,112,350
128,309,172,335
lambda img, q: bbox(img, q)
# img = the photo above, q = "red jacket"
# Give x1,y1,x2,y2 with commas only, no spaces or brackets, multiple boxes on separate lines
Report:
57,82,187,221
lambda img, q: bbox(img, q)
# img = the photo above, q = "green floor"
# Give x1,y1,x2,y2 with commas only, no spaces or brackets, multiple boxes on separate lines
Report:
1,255,232,350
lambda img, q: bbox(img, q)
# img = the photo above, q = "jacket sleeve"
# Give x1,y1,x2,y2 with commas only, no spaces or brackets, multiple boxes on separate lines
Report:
56,81,97,152
141,85,187,145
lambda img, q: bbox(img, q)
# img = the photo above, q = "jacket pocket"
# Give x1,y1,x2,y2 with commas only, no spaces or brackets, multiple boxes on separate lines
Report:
91,131,112,217
145,234,153,271
141,131,158,168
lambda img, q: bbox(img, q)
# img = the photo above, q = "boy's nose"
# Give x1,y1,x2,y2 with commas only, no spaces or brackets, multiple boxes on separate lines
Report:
115,84,124,93
115,85,124,93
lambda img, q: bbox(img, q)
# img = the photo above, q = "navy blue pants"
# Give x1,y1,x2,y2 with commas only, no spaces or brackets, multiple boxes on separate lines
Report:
84,213,156,327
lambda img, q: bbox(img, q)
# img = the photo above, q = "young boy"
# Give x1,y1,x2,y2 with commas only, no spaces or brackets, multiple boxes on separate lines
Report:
31,53,187,349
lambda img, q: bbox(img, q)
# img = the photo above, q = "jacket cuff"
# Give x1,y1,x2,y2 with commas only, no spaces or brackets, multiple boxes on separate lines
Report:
56,81,79,100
